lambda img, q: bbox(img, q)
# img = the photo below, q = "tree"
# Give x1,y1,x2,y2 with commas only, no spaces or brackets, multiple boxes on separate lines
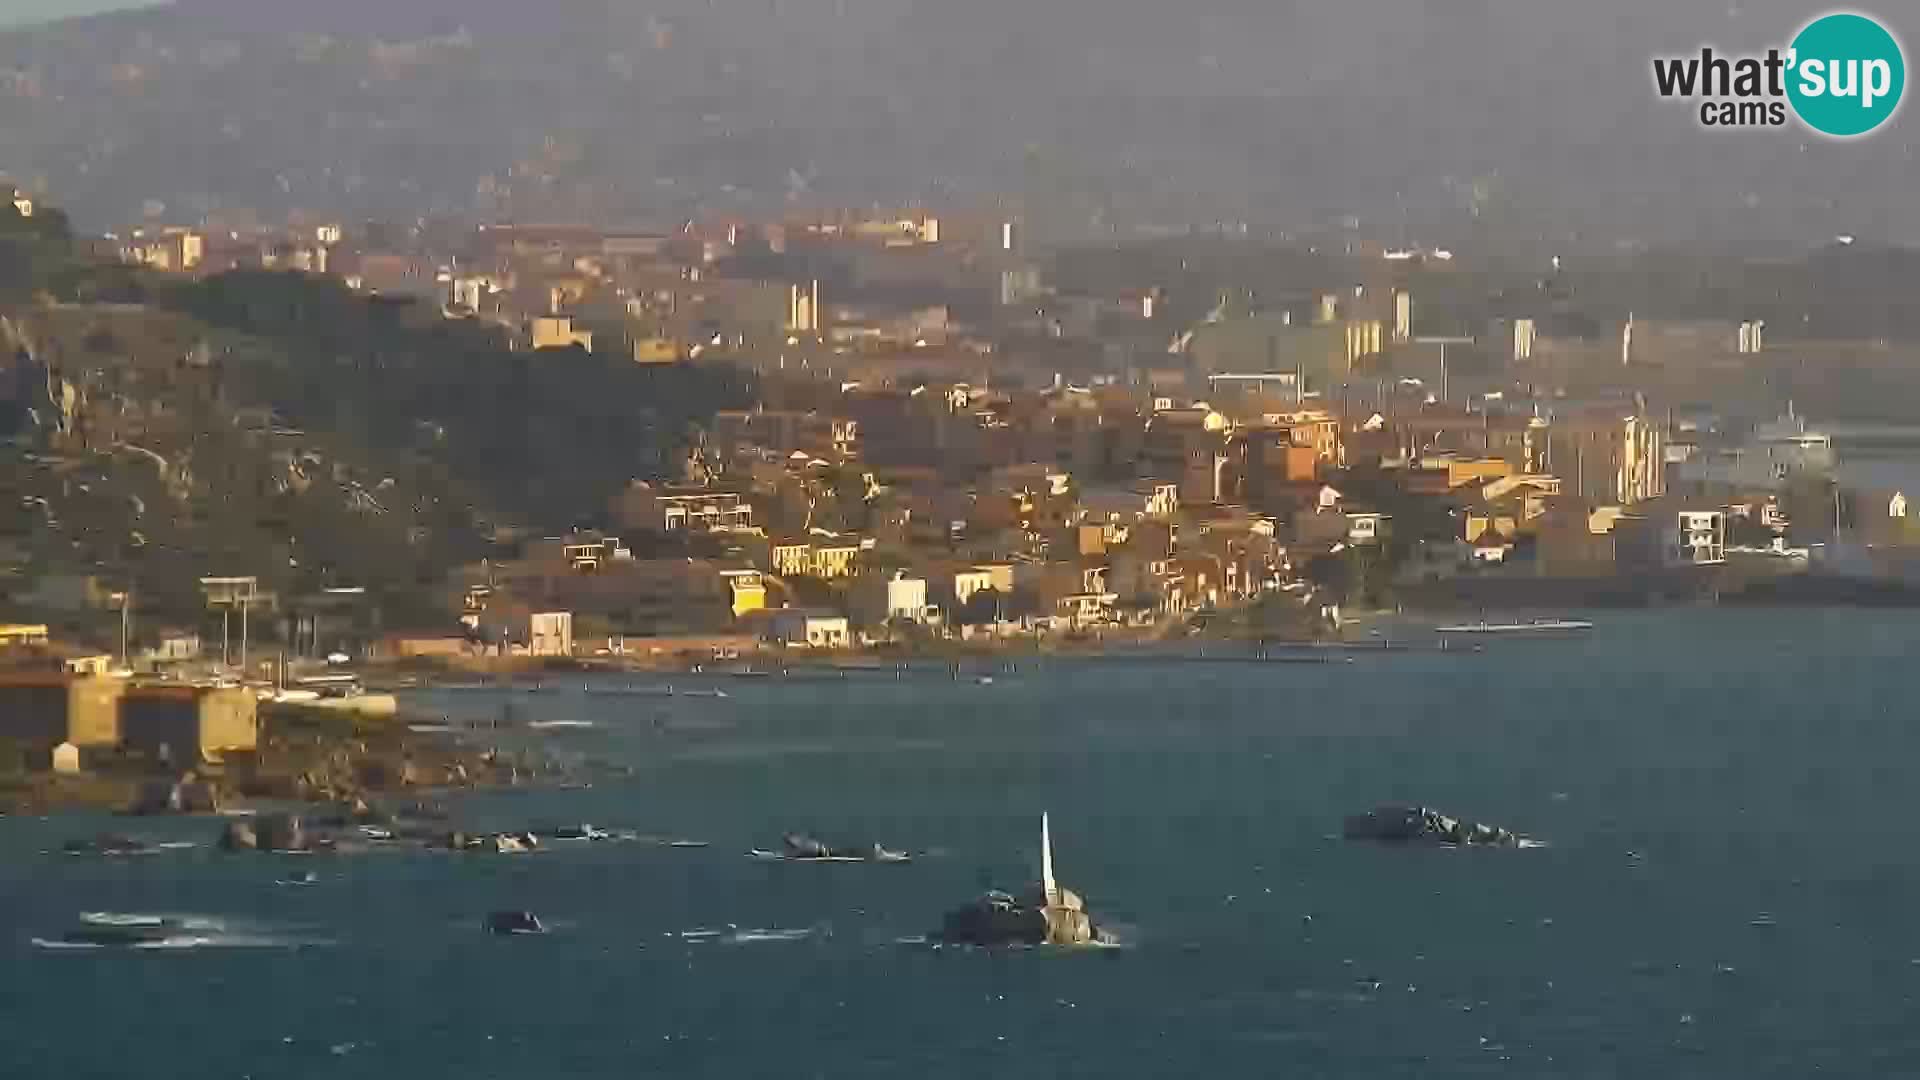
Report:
955,588,1005,627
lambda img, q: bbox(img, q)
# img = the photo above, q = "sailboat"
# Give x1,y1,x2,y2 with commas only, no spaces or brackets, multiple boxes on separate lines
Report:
1040,811,1057,907
931,813,1107,947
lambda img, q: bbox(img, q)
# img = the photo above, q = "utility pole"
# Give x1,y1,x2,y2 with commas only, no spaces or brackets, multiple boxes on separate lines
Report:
1415,336,1475,408
114,588,131,671
240,592,250,681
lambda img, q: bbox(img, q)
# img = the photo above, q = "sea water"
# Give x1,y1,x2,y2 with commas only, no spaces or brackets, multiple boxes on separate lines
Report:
5,610,1920,1078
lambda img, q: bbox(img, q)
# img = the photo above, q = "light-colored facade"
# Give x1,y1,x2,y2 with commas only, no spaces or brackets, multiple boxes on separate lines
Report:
528,611,574,657
122,229,204,273
1346,512,1391,545
0,623,51,647
722,570,767,618
0,673,126,752
618,485,754,534
884,574,929,622
953,569,996,606
810,544,860,580
770,542,813,577
1546,410,1665,505
121,686,258,765
768,610,850,649
531,316,594,352
1668,510,1728,567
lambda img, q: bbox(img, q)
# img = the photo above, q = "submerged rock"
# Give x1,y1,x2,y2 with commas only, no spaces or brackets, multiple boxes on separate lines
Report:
130,777,222,816
63,833,157,857
777,833,910,862
783,833,837,858
486,910,546,936
256,812,311,852
1344,805,1528,848
218,820,260,851
936,883,1105,947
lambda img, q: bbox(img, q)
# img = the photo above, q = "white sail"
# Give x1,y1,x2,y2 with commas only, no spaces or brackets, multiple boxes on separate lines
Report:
1040,812,1057,905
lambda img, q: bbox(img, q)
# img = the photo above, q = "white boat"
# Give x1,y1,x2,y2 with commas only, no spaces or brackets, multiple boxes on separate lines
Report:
749,849,867,863
582,684,674,697
1434,618,1594,635
747,844,911,864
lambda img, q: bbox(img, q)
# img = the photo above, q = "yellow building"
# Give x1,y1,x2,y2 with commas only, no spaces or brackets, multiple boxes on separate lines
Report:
953,569,997,606
123,229,203,272
1344,319,1384,370
121,686,258,765
0,672,126,752
1421,455,1514,489
0,623,51,647
810,544,860,580
771,542,813,577
632,337,680,364
531,316,594,352
722,570,768,618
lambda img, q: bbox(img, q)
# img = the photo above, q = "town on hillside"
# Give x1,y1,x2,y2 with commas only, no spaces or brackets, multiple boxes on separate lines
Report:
5,187,1919,796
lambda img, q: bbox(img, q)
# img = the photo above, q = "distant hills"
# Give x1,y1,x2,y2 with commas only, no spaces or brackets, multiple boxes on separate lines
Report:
0,0,1914,253
0,2,158,30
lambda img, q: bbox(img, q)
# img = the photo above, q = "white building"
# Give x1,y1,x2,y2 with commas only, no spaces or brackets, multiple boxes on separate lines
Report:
883,574,929,622
1668,511,1728,567
768,609,849,649
528,612,574,657
787,280,822,334
953,569,997,607
1345,511,1390,545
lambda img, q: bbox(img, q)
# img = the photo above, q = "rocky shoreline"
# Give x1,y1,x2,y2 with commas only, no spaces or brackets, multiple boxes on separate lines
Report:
0,701,617,818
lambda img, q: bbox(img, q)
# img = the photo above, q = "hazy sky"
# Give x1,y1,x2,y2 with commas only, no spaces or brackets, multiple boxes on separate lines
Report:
0,0,1910,249
0,0,153,28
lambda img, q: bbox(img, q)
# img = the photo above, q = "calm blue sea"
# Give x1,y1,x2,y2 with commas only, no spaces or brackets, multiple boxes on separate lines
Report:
6,610,1920,1078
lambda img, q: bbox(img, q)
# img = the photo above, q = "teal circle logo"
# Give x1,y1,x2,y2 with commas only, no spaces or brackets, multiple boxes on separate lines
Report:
1788,12,1905,137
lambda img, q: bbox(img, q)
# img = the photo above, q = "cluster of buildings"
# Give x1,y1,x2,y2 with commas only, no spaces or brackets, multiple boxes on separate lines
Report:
0,659,257,776
399,377,1743,657
56,199,1916,658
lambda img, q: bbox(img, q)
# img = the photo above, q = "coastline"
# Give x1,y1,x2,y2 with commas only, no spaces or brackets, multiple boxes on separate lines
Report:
13,586,1916,819
0,700,597,818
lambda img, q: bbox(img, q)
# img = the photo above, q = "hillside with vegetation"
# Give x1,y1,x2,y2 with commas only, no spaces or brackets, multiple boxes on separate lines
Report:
0,202,751,637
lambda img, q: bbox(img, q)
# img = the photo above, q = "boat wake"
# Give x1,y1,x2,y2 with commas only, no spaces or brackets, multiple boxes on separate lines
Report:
902,936,1130,953
53,838,199,857
33,933,327,950
81,911,226,931
678,924,827,945
34,912,334,950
